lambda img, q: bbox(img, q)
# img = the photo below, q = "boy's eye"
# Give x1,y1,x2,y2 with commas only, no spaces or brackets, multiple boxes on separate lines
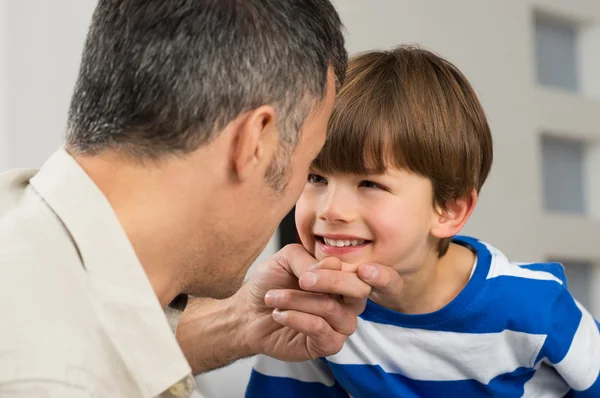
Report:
359,180,386,190
307,173,327,185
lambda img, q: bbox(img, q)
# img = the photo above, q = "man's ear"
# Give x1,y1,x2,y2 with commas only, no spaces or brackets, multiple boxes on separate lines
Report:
230,105,277,182
430,188,478,239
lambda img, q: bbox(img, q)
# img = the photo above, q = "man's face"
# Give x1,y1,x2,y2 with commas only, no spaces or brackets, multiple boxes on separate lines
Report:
197,68,337,298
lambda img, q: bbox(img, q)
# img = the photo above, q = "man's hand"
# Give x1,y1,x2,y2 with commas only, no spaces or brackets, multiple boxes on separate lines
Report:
237,244,403,361
177,244,403,374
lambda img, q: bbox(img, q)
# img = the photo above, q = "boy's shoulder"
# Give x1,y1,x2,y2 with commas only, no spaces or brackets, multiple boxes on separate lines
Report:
455,236,571,327
456,235,568,288
454,236,575,335
511,261,568,286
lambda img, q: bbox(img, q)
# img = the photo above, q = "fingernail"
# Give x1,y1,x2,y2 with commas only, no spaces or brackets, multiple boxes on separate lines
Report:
302,272,318,288
265,291,279,305
362,265,377,280
307,262,320,271
272,309,284,320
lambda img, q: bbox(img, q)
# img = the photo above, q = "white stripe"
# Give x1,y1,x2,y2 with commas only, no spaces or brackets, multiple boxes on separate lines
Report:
328,318,546,384
522,361,569,397
554,302,600,390
481,241,499,256
253,355,336,387
486,252,563,284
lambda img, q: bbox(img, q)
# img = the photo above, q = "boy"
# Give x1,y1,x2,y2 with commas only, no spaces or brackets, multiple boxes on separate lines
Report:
245,46,600,397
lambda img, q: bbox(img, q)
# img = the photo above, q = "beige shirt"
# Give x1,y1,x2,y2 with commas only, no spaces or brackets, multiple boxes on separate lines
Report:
0,149,200,397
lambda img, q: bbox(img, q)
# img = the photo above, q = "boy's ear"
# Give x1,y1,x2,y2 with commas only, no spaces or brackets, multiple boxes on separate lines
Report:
430,188,478,239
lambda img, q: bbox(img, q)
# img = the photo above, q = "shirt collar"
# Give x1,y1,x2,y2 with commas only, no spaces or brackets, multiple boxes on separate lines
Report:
30,148,192,397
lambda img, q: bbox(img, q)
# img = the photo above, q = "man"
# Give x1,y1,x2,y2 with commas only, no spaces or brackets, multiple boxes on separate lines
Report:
0,1,403,397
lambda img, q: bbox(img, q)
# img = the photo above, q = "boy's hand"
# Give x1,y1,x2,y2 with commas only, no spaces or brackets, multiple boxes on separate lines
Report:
355,263,404,306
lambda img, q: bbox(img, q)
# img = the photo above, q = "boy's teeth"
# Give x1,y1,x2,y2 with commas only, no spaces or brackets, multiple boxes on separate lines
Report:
323,238,366,247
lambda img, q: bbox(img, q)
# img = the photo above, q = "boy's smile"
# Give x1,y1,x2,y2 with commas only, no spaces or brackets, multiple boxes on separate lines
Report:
314,233,373,257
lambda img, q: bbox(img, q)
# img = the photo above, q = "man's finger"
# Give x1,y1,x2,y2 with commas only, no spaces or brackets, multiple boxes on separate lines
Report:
271,309,333,338
270,310,346,357
275,245,344,277
264,289,360,335
274,244,317,277
357,263,404,296
298,269,372,299
340,296,368,316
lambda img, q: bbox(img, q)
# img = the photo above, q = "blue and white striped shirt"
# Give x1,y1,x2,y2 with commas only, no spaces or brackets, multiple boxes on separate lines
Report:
246,236,600,397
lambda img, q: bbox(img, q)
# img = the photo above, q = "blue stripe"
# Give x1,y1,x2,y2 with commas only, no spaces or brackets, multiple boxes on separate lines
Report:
536,288,582,364
361,275,565,335
327,362,535,398
245,370,348,398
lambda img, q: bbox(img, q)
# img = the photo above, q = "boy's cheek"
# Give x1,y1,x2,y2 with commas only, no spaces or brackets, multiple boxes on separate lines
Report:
296,228,318,259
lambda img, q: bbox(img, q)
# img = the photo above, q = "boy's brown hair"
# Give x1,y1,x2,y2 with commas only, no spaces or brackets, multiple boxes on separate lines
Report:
312,45,493,256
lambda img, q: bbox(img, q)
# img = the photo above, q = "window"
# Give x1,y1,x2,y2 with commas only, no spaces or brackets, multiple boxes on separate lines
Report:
535,13,579,92
541,135,586,215
550,258,594,312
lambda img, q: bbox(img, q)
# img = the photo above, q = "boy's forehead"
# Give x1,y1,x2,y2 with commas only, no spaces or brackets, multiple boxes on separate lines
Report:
309,163,404,177
311,145,403,175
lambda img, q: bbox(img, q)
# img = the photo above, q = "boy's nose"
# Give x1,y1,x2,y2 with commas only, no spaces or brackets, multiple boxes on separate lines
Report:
317,189,357,224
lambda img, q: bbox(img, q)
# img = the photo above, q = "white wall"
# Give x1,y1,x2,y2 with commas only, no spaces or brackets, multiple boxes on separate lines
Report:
1,0,96,171
0,1,9,171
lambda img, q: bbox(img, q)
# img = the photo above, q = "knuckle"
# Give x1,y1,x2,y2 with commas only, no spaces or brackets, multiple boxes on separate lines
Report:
311,317,328,335
360,285,372,298
330,274,341,288
346,316,358,335
323,298,340,318
336,309,357,336
274,244,301,264
308,334,345,358
270,250,287,270
354,300,367,314
327,336,345,355
283,311,295,323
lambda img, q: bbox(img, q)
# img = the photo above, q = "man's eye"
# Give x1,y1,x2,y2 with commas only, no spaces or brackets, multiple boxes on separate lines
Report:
307,173,327,185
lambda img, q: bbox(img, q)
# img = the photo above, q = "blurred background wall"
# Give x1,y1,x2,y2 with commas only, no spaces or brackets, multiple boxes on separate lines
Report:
1,0,599,396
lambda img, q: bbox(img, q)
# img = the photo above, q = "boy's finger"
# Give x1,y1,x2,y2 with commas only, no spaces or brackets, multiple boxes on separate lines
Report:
357,263,404,296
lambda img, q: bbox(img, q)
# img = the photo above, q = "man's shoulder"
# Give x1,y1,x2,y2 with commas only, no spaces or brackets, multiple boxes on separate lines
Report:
0,194,89,307
0,167,81,264
0,170,94,362
0,210,120,395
